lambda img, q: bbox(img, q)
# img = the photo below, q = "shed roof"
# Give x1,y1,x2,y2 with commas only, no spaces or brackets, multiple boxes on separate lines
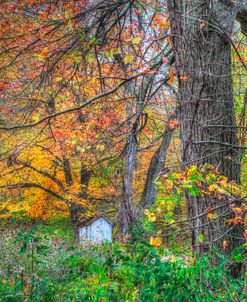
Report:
78,214,113,226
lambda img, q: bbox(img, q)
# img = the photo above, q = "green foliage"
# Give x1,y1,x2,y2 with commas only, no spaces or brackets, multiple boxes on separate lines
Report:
0,227,245,302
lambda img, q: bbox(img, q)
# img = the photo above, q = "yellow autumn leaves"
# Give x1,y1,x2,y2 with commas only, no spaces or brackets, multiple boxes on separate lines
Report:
187,165,198,177
149,236,162,247
144,209,156,222
185,165,241,196
207,177,240,196
144,164,244,250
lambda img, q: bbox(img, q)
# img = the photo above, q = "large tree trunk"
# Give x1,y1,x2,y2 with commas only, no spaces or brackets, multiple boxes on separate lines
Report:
167,0,244,273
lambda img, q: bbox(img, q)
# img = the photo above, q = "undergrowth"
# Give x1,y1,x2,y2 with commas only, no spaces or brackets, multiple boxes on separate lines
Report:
0,224,245,302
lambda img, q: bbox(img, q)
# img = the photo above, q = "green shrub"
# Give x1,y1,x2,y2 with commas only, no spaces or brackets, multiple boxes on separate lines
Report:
0,227,245,302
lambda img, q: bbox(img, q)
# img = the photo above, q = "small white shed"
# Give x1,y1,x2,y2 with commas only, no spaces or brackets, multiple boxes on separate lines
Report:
78,215,113,244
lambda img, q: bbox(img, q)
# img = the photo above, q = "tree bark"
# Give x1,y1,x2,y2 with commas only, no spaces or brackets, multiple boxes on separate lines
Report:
140,125,173,209
167,0,244,273
236,0,247,36
120,73,157,233
62,155,91,239
120,134,136,233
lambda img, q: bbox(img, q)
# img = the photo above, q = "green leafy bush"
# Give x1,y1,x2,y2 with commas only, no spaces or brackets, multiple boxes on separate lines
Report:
0,227,245,301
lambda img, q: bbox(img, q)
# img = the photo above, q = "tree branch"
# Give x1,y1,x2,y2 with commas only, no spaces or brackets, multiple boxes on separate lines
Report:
0,183,65,201
17,160,64,189
0,73,144,131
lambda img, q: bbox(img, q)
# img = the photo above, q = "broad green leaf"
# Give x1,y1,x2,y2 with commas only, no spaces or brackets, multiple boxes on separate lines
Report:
198,233,204,243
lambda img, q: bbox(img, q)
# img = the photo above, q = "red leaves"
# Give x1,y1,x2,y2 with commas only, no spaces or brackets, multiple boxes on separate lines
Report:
41,48,49,59
42,49,49,56
0,84,6,91
168,119,179,130
7,5,18,11
228,217,244,224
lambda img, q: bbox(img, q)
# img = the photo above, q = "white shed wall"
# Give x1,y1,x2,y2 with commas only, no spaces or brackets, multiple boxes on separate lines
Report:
79,217,112,244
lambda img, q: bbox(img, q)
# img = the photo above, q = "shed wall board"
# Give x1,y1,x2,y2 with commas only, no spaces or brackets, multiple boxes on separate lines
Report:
79,217,112,243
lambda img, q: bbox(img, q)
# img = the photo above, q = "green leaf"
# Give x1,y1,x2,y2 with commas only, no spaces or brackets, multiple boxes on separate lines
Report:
167,204,175,211
168,172,175,180
91,37,99,45
206,173,217,182
187,185,200,196
233,255,243,263
188,173,203,182
198,233,204,244
20,243,27,253
204,270,210,280
195,295,201,302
